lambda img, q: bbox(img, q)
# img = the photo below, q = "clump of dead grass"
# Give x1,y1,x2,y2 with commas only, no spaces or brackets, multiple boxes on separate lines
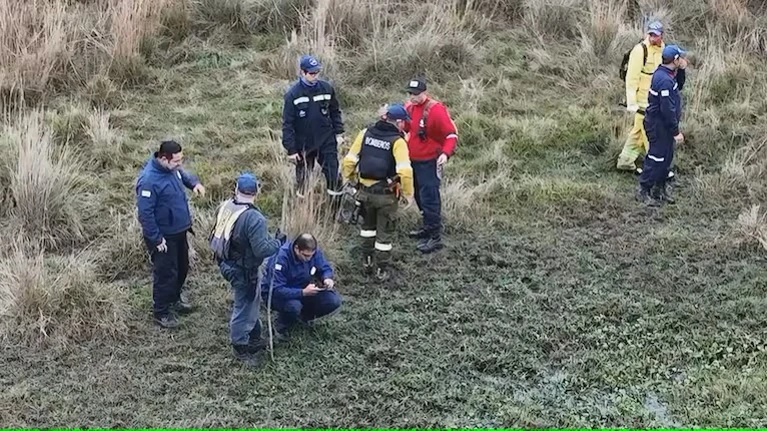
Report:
1,0,174,109
523,0,582,41
0,110,87,251
578,0,626,59
0,239,131,348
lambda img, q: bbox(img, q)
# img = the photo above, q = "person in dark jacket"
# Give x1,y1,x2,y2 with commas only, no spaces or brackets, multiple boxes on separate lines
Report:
135,140,206,329
261,233,342,341
281,54,345,201
637,45,687,206
210,172,283,367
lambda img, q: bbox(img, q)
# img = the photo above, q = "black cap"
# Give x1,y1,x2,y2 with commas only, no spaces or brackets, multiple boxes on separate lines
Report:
406,77,427,95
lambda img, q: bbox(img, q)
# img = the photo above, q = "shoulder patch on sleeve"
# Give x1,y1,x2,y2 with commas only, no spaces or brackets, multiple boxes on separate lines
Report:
275,263,282,271
661,89,670,97
141,190,152,198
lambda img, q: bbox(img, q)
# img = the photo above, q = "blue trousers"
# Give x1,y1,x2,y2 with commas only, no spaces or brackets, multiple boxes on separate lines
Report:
219,261,262,346
273,289,342,331
412,159,442,237
296,141,341,194
639,116,675,190
144,231,188,316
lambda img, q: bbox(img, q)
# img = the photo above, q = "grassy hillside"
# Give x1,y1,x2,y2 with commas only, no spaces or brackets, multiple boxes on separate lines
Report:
2,0,767,427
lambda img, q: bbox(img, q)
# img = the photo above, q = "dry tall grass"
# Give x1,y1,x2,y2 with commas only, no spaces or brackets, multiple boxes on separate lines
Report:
736,204,767,251
1,0,173,108
0,0,73,103
0,239,131,347
1,110,87,250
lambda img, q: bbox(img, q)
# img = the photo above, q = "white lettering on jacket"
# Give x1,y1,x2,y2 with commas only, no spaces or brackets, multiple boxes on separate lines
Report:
364,136,391,150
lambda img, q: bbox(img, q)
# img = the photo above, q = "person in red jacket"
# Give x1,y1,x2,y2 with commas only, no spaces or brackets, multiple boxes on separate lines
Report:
403,77,458,253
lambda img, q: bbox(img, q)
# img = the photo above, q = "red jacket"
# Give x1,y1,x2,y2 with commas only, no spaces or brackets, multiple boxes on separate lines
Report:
404,98,458,161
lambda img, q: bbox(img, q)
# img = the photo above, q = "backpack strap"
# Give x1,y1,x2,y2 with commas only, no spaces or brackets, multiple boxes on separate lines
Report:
422,99,438,123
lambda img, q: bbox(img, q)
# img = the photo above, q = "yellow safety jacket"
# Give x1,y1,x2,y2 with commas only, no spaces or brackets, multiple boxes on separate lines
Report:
625,37,665,109
342,121,414,198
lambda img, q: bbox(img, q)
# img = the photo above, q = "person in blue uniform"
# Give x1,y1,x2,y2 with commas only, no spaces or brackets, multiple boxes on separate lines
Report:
637,45,687,206
281,54,345,203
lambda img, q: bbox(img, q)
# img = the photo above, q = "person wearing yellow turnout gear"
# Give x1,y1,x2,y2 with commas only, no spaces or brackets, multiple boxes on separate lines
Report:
341,103,415,281
617,21,665,173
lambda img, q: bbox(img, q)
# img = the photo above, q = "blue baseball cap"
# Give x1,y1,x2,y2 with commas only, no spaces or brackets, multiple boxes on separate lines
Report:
662,44,686,60
299,54,321,73
647,21,664,36
236,172,259,195
386,103,410,121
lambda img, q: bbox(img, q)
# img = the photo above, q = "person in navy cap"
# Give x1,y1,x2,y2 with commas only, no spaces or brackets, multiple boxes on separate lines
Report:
281,54,346,204
637,44,687,206
209,172,284,367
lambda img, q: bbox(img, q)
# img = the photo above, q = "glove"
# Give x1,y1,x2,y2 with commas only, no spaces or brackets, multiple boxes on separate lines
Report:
626,104,639,113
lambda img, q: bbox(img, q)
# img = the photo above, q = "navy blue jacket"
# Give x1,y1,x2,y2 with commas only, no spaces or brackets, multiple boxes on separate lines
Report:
645,64,682,136
260,239,334,302
225,203,281,271
281,78,344,155
135,156,200,245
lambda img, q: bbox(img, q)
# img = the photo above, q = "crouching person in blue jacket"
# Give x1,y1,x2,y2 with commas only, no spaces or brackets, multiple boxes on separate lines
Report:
261,233,342,341
209,172,282,367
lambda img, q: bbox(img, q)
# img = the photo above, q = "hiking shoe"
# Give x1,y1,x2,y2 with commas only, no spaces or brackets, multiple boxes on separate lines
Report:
660,183,676,205
248,337,268,351
232,345,263,367
171,298,194,315
635,186,660,207
417,237,444,253
409,228,429,239
154,313,179,329
271,318,291,342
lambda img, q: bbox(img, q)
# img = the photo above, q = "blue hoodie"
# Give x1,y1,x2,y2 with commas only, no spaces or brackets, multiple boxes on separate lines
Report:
135,156,200,245
260,239,334,302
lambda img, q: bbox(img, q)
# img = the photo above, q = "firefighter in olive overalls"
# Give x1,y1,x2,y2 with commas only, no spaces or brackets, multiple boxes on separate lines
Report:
341,104,415,281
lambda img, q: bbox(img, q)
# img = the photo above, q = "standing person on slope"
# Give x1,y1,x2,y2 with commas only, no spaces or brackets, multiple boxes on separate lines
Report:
403,77,458,254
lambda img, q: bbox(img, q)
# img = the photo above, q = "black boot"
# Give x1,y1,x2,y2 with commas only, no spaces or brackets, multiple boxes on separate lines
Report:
171,293,193,315
635,185,659,207
232,344,262,367
417,235,444,254
271,314,290,342
248,323,267,351
154,312,179,329
659,182,676,204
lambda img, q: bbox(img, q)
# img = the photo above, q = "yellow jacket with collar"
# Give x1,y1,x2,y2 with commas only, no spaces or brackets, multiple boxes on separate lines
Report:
626,38,665,109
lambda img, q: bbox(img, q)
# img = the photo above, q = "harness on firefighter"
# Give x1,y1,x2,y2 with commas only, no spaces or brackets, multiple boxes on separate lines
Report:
336,176,401,225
